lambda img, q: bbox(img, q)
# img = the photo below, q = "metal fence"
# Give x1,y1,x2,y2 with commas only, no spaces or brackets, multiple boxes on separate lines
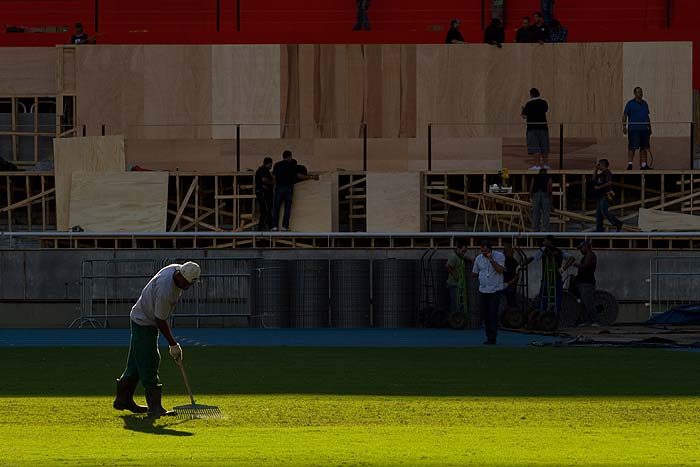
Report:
647,256,700,318
73,258,254,328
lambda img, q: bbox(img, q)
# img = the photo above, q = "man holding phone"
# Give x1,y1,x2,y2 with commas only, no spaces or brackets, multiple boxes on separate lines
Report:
472,241,506,345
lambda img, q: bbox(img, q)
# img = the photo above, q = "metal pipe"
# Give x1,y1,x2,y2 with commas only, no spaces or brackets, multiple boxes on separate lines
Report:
236,124,241,172
363,122,367,171
95,0,99,33
216,0,221,32
101,124,105,136
428,124,432,171
559,123,564,169
666,0,672,29
7,231,700,239
236,0,241,32
691,121,696,170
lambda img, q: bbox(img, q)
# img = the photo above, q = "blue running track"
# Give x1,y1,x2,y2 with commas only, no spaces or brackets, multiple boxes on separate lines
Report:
0,328,558,348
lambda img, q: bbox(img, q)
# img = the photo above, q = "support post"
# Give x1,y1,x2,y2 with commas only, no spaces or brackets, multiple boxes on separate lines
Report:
216,0,221,32
101,124,105,136
95,0,99,32
362,122,368,171
236,0,241,32
666,0,672,29
559,123,564,170
691,121,696,170
236,124,241,172
428,124,432,171
82,125,86,137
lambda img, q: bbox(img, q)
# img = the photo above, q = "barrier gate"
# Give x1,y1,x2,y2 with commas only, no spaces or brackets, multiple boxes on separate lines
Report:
73,258,254,328
647,256,700,319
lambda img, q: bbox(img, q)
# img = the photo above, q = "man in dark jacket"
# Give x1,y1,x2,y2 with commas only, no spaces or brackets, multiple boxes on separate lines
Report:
445,18,466,44
255,157,274,230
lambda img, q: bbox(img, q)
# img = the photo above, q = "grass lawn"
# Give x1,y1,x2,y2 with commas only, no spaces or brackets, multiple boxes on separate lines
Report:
1,346,699,466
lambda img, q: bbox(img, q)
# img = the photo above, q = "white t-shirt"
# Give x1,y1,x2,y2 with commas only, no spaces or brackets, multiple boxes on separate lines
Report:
130,264,184,327
472,251,506,294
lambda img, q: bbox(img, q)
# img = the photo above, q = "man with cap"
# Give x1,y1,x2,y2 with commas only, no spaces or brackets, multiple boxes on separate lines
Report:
574,240,598,326
113,261,200,416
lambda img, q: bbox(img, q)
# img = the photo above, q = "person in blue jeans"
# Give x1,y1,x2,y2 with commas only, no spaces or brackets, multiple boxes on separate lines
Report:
623,87,652,170
541,0,554,25
593,159,623,232
271,150,319,231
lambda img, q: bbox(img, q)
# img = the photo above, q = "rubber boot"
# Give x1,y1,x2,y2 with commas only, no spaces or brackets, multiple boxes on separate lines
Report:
145,384,175,417
113,377,148,414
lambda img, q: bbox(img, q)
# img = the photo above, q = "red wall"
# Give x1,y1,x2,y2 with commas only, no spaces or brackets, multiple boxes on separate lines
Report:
2,0,698,86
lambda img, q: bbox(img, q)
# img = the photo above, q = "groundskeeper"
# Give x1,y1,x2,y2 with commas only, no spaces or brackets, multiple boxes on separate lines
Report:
113,262,201,416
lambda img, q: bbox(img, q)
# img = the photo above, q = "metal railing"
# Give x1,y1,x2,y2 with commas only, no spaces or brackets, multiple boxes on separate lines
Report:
73,258,255,328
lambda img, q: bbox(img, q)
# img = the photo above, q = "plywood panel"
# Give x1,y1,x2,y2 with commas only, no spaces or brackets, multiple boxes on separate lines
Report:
69,172,169,232
419,137,503,171
76,45,145,137
143,46,212,139
417,44,490,137
53,136,126,231
212,45,280,139
289,173,338,232
0,48,56,95
623,42,693,137
554,43,623,137
366,172,423,232
126,139,235,173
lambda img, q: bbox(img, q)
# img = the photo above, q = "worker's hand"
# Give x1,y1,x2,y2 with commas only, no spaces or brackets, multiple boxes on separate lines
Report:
169,343,183,363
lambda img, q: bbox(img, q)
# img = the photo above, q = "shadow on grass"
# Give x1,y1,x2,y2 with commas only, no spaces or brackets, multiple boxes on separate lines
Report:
2,347,700,397
121,415,194,436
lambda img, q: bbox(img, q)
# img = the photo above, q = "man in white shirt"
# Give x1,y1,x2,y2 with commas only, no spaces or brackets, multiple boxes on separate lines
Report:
113,262,200,417
472,241,505,345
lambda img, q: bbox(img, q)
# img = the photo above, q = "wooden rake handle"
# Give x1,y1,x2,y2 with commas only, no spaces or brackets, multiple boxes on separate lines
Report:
177,359,197,406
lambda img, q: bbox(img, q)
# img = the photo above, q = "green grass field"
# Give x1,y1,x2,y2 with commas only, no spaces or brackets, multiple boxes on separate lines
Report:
1,346,699,466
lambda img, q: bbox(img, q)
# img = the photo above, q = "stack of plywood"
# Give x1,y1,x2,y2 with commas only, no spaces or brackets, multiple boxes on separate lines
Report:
53,135,169,232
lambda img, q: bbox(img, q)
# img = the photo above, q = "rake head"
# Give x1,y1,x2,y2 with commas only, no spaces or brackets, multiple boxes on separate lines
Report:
173,402,223,420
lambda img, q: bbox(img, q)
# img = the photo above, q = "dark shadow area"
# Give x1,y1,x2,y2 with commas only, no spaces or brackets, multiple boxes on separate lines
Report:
120,414,194,436
1,347,699,397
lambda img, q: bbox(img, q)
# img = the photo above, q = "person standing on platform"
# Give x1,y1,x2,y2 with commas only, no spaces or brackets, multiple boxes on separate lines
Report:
548,19,568,42
623,87,652,170
515,17,537,43
593,159,623,232
524,235,573,320
114,262,200,417
484,18,505,47
521,88,550,170
472,241,505,345
353,0,371,31
271,150,298,231
445,18,466,44
446,240,470,317
574,240,598,326
532,12,550,42
541,0,555,25
491,0,505,24
255,157,274,231
503,244,520,307
530,167,553,231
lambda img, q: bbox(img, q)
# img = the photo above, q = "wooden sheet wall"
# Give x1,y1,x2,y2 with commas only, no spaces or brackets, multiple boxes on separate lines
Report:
67,43,693,171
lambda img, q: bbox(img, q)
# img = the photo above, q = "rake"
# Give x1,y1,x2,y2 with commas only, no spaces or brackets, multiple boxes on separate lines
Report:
173,359,222,419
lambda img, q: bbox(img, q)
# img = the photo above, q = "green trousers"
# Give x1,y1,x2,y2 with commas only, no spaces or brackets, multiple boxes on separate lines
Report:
120,320,161,389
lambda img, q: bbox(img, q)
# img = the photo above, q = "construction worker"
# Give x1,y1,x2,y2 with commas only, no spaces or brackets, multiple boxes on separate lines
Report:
113,262,201,417
524,235,573,320
445,240,470,316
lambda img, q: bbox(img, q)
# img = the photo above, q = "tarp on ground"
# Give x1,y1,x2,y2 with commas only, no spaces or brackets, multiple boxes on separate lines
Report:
638,208,700,231
646,303,700,325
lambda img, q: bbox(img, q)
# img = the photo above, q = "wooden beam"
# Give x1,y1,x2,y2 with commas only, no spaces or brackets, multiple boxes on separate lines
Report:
0,188,55,213
169,177,197,232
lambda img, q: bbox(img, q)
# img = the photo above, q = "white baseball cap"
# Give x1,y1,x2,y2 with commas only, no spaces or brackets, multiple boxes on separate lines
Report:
178,262,201,283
